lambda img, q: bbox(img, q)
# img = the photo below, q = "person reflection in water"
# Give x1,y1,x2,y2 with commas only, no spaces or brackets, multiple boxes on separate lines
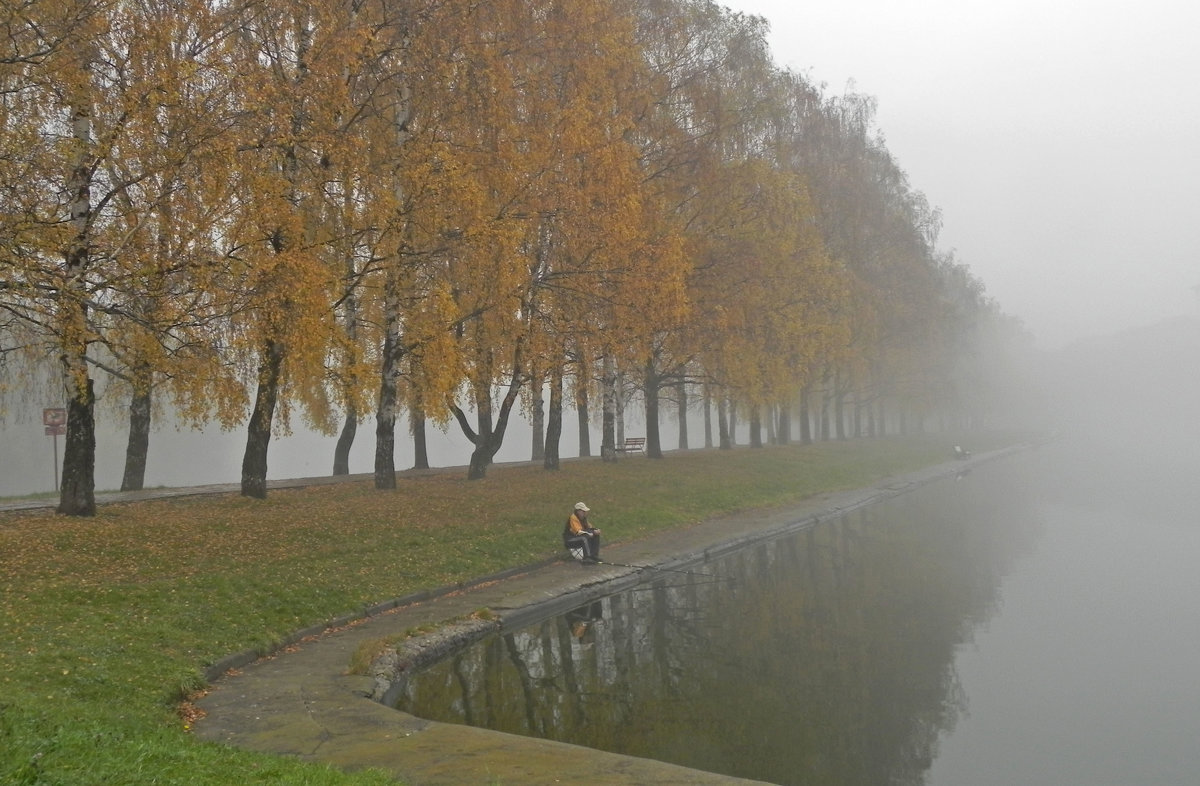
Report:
566,600,603,640
563,501,602,564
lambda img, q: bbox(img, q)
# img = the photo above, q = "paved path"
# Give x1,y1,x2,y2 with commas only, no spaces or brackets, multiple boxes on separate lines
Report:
0,464,494,513
190,448,1021,785
0,478,329,513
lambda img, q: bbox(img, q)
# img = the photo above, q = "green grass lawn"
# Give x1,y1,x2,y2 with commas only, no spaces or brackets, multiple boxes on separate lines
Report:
0,433,1027,784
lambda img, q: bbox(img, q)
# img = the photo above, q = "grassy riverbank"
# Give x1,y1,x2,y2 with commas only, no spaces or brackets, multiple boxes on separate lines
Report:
0,432,1027,784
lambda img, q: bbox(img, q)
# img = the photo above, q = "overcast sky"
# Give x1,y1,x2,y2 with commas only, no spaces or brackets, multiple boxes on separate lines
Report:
719,0,1200,349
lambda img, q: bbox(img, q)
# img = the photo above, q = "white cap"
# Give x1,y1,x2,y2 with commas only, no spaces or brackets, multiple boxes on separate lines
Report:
574,502,590,511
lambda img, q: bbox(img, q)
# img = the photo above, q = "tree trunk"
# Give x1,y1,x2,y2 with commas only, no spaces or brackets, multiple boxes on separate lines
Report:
835,388,847,440
615,369,626,446
57,98,96,516
58,377,96,516
333,403,357,475
374,395,397,488
456,367,523,480
461,403,498,479
703,383,713,448
411,406,429,470
675,379,688,450
575,383,590,457
717,396,731,450
544,362,563,470
467,443,491,479
332,238,361,477
749,404,763,448
643,360,662,458
121,380,151,491
819,389,831,441
241,339,284,499
466,382,496,480
800,388,812,444
372,71,412,487
374,275,403,489
778,403,792,445
601,353,616,461
530,369,545,461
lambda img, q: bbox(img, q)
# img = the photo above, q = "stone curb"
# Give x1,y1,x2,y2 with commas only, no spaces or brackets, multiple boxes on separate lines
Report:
200,556,564,684
192,444,1033,786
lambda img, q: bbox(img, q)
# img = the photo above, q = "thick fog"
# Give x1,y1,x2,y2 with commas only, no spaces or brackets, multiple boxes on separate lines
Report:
723,0,1200,352
1039,316,1200,508
923,317,1200,784
4,315,1198,498
0,397,603,496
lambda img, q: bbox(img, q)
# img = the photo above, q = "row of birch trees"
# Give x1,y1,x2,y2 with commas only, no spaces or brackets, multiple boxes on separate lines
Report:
0,0,1022,515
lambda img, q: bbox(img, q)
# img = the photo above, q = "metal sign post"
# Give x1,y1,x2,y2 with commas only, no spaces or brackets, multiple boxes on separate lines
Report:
43,407,67,492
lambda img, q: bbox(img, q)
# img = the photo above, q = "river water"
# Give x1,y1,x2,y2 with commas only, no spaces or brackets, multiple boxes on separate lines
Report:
394,438,1200,785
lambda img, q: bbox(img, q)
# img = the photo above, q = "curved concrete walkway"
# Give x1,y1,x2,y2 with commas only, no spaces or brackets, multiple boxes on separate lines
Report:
191,448,1022,785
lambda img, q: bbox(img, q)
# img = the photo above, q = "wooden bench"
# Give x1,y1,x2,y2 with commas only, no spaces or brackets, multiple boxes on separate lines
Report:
615,437,645,454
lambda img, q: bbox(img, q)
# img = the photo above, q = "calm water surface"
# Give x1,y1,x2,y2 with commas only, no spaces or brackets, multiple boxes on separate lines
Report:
395,441,1200,784
926,438,1200,786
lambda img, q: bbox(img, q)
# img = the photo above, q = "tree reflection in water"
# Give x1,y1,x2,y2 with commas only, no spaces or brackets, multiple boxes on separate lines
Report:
393,462,1042,785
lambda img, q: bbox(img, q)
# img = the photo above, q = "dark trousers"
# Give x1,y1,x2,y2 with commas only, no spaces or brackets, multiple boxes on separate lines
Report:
565,532,601,561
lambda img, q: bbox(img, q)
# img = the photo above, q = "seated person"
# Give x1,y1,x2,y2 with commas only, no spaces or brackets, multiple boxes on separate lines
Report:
563,501,602,563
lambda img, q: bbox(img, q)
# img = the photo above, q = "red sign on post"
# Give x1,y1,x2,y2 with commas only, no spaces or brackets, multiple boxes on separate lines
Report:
43,407,67,436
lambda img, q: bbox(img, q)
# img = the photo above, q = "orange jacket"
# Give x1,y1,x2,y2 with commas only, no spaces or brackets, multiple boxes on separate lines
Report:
566,512,592,536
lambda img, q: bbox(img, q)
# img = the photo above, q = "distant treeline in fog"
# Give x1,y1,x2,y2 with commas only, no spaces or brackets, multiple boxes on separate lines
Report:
1,0,1029,514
